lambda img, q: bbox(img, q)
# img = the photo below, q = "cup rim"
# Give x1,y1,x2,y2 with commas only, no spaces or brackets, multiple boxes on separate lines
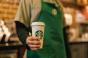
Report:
31,22,45,26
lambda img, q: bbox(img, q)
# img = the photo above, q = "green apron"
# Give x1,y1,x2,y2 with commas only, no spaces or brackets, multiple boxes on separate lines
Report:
15,0,67,58
26,1,66,58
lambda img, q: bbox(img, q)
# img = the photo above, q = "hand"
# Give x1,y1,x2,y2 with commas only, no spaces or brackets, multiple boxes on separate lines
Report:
26,36,41,51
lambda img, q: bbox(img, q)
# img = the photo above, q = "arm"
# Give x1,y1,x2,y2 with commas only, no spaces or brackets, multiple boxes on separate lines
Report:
15,21,31,49
15,0,42,51
14,0,31,48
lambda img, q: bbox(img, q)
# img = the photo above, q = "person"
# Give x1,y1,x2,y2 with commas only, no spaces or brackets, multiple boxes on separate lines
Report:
15,0,67,58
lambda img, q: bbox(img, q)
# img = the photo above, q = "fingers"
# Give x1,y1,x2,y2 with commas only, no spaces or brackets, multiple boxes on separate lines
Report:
26,36,40,44
28,36,40,41
26,36,41,51
28,40,41,45
30,48,38,51
28,44,40,51
28,45,40,48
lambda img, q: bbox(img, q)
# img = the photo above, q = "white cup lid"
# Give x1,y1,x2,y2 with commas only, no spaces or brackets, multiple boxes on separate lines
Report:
31,22,45,26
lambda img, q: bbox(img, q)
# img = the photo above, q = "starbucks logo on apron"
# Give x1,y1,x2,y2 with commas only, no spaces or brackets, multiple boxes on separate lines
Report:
35,30,43,39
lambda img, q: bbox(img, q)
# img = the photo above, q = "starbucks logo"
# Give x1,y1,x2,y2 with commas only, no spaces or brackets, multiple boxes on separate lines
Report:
35,30,43,39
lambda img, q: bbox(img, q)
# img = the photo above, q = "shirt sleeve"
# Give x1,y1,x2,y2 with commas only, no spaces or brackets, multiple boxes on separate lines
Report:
15,21,31,49
14,0,31,27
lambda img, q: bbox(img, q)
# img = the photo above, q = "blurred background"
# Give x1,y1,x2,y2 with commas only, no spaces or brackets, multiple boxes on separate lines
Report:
0,0,88,58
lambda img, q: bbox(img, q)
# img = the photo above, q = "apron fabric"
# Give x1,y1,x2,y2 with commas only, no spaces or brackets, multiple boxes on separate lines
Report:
26,0,66,58
15,0,67,58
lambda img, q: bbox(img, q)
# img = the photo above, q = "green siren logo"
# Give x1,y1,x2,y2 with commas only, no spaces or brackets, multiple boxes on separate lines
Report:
35,30,43,39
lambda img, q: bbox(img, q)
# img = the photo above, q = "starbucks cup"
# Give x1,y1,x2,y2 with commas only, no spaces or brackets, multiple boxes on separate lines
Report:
31,22,45,48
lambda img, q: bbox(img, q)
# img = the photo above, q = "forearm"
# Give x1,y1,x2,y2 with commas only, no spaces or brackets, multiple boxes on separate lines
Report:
15,21,31,49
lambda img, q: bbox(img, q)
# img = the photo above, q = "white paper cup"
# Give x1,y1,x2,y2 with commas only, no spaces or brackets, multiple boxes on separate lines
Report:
31,22,45,48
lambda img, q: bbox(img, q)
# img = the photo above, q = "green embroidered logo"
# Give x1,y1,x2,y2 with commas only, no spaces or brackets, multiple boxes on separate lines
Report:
35,30,43,39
